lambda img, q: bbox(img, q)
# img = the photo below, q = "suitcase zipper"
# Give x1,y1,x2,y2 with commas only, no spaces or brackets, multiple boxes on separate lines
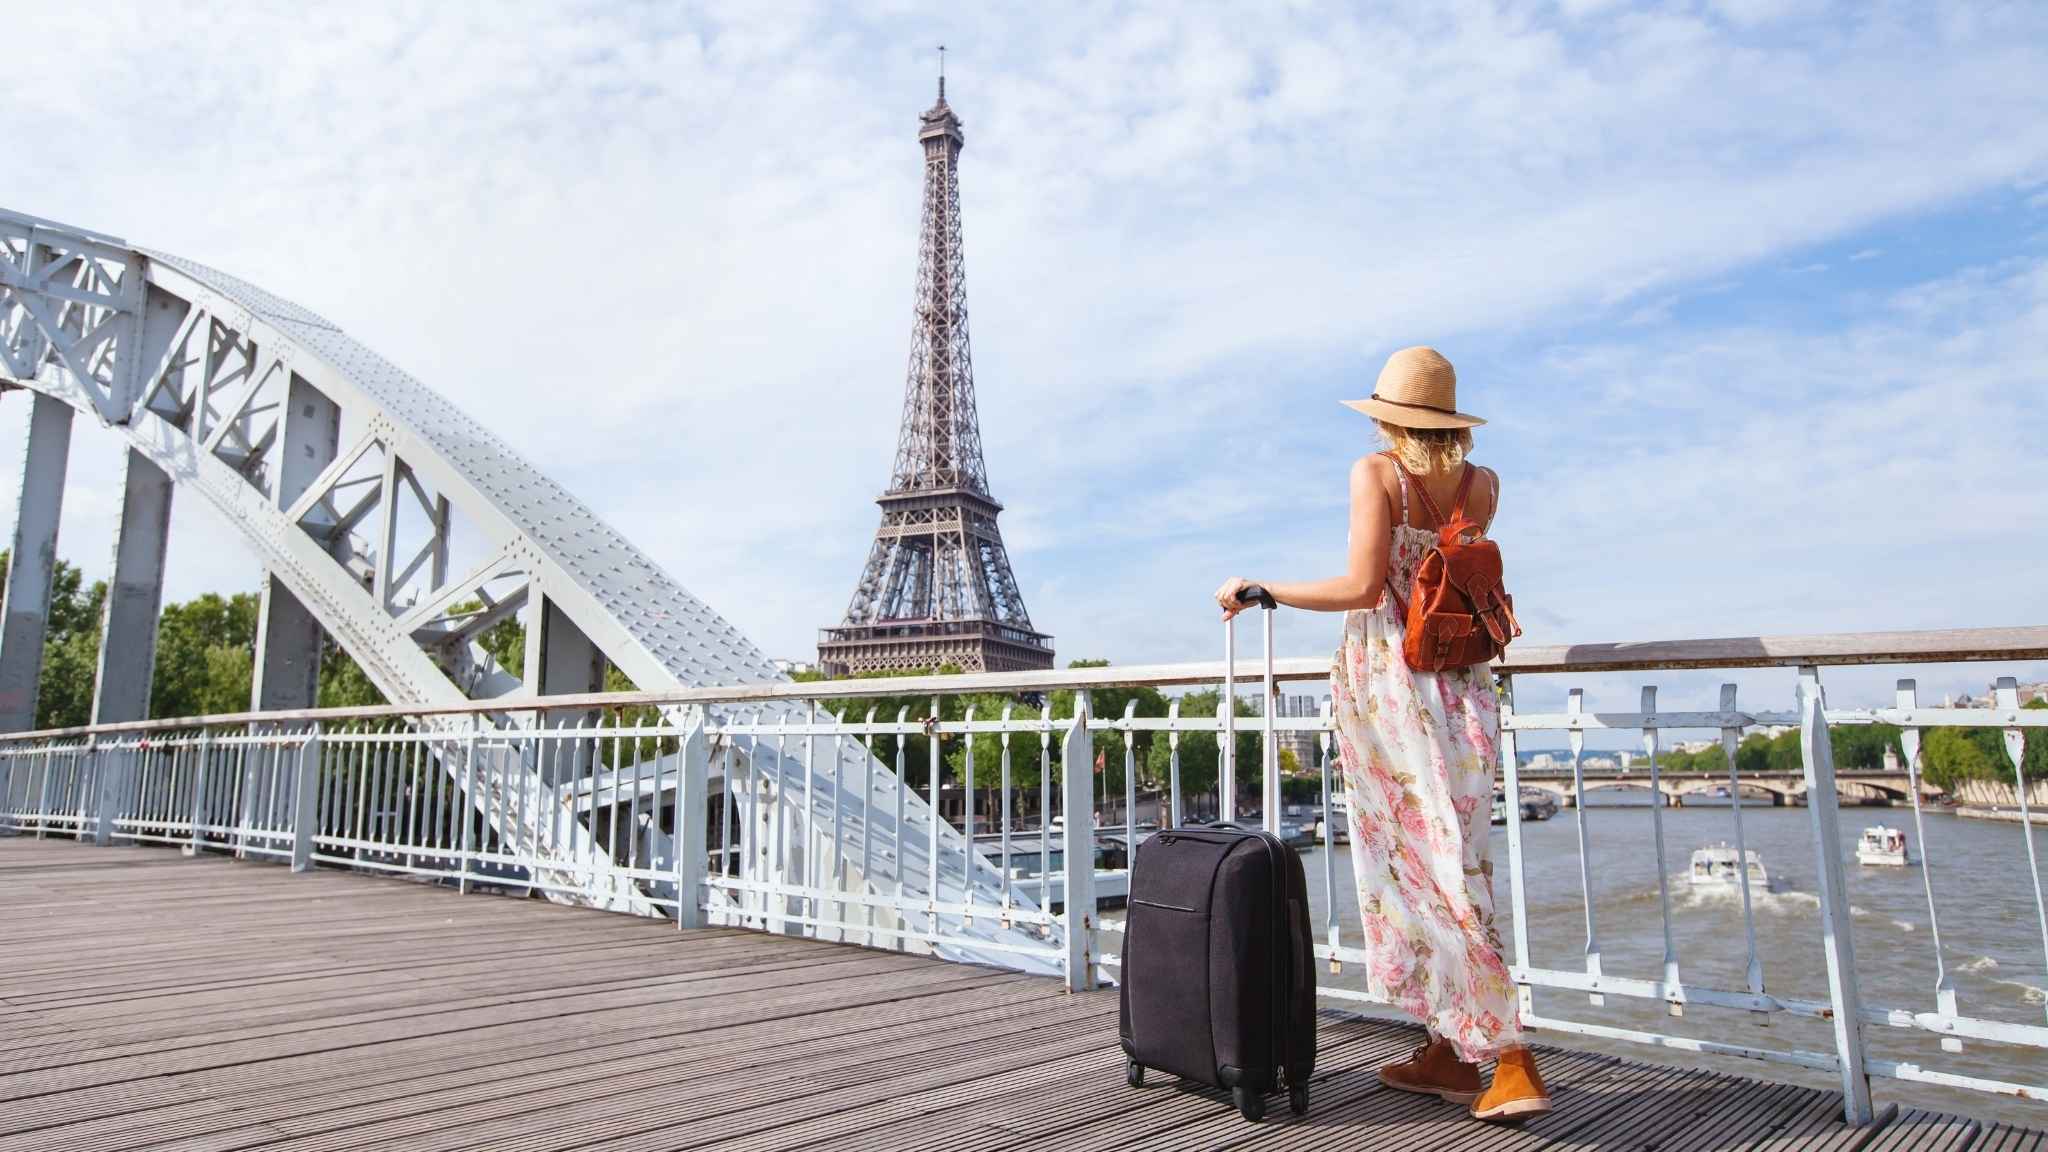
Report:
1130,897,1199,914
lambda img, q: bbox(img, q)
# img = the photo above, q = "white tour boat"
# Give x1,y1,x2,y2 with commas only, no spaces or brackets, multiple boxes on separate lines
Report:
1689,843,1770,890
1856,825,1911,867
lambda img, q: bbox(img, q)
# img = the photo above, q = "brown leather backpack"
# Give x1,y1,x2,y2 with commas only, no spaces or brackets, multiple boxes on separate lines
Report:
1385,458,1522,670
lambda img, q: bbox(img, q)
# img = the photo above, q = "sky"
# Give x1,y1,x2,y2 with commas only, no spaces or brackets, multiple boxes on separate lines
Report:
3,1,2045,724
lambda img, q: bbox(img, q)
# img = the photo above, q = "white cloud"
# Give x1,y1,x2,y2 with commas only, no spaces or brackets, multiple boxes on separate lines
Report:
2,1,2045,708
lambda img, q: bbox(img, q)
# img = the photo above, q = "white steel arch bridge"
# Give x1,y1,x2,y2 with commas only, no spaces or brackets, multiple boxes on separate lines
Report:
0,207,1049,967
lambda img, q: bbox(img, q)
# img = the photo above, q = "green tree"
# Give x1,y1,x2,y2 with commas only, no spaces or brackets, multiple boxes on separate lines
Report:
1830,723,1903,771
1921,726,2005,791
943,690,1042,789
1733,732,1772,777
35,560,106,729
1141,689,1260,810
1048,659,1170,795
0,552,113,730
1764,728,1803,773
2026,699,2048,782
317,637,385,709
150,592,259,718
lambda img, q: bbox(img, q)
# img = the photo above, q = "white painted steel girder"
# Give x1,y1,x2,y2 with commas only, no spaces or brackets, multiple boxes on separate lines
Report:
0,208,1050,968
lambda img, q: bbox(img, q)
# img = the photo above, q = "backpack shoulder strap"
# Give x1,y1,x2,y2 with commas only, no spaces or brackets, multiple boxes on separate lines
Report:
1407,464,1449,530
1446,464,1479,527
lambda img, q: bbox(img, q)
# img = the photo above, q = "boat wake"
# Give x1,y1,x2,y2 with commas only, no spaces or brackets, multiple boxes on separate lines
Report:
1671,880,1813,916
1996,978,2048,1006
1949,954,2047,1004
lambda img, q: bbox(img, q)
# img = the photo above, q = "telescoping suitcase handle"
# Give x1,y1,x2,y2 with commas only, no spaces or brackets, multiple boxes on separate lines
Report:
1221,585,1279,831
1234,584,1278,609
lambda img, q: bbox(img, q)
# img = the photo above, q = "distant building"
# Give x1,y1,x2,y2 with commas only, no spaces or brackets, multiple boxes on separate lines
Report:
1975,681,2048,706
772,658,816,677
1246,692,1323,771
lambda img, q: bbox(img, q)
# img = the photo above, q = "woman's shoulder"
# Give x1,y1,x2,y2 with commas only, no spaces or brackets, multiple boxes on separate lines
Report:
1349,452,1400,498
1350,452,1396,482
1471,462,1502,524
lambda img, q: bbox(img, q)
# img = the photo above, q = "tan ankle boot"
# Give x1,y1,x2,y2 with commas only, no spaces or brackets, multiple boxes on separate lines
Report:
1378,1038,1481,1104
1470,1046,1552,1121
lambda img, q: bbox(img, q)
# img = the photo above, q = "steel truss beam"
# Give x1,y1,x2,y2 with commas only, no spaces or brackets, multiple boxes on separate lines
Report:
0,207,1046,967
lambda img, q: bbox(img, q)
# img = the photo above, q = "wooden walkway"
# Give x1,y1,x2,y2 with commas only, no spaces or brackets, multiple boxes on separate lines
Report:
0,838,2038,1152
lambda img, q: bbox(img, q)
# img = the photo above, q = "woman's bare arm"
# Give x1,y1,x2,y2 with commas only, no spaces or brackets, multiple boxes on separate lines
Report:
1215,456,1390,619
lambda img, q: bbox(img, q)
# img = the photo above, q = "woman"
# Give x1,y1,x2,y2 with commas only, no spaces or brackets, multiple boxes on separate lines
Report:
1213,346,1550,1121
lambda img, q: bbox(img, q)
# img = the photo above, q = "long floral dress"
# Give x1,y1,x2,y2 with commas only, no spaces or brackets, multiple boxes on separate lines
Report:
1328,466,1520,1063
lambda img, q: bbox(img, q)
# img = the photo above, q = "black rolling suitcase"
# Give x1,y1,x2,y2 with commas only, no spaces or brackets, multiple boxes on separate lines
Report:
1117,586,1316,1122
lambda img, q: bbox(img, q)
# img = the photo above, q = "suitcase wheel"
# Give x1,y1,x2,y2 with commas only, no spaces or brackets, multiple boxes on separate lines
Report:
1125,1059,1144,1089
1233,1086,1265,1123
1289,1084,1309,1116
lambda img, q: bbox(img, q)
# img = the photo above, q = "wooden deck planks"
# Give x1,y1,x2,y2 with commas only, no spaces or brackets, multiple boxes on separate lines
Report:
1,836,2040,1152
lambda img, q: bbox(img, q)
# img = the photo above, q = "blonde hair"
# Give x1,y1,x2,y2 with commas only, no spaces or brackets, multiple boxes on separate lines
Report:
1375,420,1472,475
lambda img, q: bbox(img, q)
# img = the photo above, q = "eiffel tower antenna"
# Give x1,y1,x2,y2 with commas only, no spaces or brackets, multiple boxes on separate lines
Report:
818,74,1054,677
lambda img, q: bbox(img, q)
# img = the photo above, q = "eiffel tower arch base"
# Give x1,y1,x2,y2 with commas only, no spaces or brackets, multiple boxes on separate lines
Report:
818,620,1053,678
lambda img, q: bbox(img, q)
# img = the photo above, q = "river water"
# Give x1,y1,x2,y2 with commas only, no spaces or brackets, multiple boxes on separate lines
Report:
1107,805,2048,1127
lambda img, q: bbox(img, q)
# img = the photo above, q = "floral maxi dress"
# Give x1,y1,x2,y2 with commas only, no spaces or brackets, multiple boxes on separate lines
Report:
1328,478,1521,1063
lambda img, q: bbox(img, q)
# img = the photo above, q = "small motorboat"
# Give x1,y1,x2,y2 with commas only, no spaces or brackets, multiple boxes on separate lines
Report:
1492,787,1557,825
1313,795,1352,844
1856,825,1911,867
1690,843,1770,890
1519,787,1559,822
1273,819,1315,849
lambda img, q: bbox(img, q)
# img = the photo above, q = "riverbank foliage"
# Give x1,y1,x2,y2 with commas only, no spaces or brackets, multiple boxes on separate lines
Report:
1653,708,2046,792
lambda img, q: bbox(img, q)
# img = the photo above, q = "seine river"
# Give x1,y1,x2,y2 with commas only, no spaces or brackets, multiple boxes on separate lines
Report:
1108,805,2048,1126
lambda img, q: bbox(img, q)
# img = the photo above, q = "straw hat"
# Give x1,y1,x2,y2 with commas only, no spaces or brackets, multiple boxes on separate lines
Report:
1341,346,1485,429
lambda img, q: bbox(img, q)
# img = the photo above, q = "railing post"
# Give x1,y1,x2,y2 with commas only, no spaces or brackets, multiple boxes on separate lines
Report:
1061,693,1096,992
84,740,103,844
235,724,261,859
676,715,709,930
89,739,125,846
1798,666,1873,1125
185,730,212,856
1498,673,1534,1020
290,724,323,872
458,721,478,895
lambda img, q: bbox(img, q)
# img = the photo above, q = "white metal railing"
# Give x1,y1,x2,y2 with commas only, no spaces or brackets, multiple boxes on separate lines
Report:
2,624,2046,1124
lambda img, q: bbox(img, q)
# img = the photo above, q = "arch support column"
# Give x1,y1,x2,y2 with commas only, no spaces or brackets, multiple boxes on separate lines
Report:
91,448,172,724
253,375,340,710
0,392,74,732
526,588,603,784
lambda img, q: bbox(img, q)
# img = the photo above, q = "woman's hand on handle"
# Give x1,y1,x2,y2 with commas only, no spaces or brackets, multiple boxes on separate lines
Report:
1214,577,1255,621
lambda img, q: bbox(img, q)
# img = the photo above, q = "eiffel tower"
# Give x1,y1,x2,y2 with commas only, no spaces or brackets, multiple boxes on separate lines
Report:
818,74,1054,677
